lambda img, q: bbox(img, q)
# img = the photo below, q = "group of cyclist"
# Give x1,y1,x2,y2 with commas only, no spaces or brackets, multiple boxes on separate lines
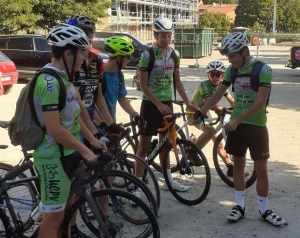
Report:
28,13,286,237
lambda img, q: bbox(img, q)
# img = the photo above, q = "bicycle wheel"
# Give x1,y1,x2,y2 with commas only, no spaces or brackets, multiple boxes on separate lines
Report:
150,124,186,173
0,208,11,238
0,163,38,232
79,170,158,230
162,139,211,206
114,153,161,210
213,133,257,188
63,189,160,238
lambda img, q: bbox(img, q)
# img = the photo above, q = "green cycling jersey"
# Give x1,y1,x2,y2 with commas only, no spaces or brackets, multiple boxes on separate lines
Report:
222,58,272,126
139,45,180,101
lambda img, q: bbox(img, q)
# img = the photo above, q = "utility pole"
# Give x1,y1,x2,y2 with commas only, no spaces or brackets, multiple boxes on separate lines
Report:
272,0,277,33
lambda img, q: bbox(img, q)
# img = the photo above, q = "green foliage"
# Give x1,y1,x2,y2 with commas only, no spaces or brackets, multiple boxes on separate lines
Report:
202,0,236,4
235,0,300,33
198,11,232,32
0,0,112,34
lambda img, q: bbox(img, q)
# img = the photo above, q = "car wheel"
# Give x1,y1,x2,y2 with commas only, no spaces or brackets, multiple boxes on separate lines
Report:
3,85,13,95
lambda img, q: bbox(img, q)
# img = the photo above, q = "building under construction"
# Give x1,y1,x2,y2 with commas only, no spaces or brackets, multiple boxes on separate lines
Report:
99,0,199,42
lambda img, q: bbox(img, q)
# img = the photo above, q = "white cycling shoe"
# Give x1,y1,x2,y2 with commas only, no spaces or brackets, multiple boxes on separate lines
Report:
162,180,190,192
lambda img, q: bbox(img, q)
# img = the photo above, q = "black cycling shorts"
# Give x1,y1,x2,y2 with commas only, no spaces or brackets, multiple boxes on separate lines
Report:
140,100,173,136
225,123,270,160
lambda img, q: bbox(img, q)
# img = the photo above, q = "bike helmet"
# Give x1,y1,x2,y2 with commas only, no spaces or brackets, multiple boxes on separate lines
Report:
219,32,249,55
153,17,174,33
66,15,96,32
104,36,134,57
46,23,90,50
206,60,226,73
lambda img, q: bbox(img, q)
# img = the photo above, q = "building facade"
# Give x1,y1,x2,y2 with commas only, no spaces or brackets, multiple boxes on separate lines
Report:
98,0,199,43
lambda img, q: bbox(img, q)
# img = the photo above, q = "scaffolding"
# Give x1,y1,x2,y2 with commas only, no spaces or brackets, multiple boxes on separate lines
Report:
106,0,199,42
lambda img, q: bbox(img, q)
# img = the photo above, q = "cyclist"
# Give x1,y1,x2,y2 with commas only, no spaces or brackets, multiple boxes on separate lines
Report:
135,17,199,192
194,32,286,225
66,15,125,237
66,15,124,139
186,60,235,174
33,23,104,238
103,36,144,124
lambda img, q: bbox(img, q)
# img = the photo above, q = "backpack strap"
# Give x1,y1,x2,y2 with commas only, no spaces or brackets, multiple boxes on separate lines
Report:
170,49,178,101
230,67,239,92
250,61,265,91
147,47,155,77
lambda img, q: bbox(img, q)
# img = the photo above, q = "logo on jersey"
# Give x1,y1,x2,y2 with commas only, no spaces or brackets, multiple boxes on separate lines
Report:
82,92,94,107
44,75,55,92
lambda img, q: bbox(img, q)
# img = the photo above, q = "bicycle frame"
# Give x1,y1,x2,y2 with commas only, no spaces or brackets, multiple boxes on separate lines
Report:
175,102,230,149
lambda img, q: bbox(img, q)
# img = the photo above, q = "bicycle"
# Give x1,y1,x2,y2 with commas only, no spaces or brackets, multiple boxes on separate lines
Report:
172,101,257,188
0,153,160,237
0,121,159,237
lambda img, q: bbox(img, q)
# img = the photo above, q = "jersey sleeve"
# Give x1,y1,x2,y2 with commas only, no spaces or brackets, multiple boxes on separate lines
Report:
259,64,272,88
118,71,127,99
139,50,150,71
35,73,60,112
200,82,210,98
222,66,232,87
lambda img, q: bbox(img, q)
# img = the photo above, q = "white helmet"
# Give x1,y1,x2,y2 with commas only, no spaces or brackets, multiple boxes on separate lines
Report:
206,60,226,73
46,23,90,50
219,32,249,55
153,18,174,33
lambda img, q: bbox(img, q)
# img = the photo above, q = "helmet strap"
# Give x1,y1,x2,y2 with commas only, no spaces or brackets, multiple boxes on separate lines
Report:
115,57,123,86
62,49,78,82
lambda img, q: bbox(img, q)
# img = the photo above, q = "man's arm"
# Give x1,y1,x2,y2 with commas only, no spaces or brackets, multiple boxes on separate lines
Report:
95,83,114,125
76,88,98,135
43,111,89,154
118,97,137,116
199,84,229,114
225,93,235,108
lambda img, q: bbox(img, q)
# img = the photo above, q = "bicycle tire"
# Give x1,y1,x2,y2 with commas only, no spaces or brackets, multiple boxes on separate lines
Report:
79,170,158,230
213,133,257,188
109,170,158,216
150,124,186,173
63,189,160,238
0,208,11,238
162,139,211,206
114,153,161,210
0,162,38,232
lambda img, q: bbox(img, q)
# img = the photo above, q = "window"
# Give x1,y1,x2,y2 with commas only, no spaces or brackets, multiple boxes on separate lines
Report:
0,39,8,49
7,37,33,50
0,52,9,61
35,38,50,51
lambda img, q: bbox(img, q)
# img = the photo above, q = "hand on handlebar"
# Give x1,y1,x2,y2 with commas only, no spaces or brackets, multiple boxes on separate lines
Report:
157,103,172,115
80,148,97,163
134,114,147,133
90,138,107,151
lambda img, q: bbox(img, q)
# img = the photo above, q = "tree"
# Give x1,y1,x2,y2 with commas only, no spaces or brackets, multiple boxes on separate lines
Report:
234,0,300,32
0,0,112,34
0,0,41,34
198,11,232,32
33,0,112,30
202,0,236,4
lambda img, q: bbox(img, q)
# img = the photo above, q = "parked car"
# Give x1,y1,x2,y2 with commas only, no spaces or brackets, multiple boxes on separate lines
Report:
0,51,18,94
286,46,300,69
0,35,109,80
92,32,150,67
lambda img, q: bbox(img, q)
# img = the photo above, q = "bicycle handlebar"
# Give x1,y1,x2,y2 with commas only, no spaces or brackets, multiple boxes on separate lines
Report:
157,112,195,133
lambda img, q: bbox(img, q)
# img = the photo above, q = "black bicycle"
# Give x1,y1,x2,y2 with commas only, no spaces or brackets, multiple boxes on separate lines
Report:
0,155,160,237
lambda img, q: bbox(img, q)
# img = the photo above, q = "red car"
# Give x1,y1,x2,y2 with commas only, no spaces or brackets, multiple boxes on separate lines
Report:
0,51,18,95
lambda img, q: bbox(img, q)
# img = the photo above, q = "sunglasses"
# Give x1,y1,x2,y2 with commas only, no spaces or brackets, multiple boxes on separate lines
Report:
208,72,223,78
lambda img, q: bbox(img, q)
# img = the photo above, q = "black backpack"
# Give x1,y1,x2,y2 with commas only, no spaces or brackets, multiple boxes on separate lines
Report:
230,61,271,106
8,68,66,151
133,47,178,99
